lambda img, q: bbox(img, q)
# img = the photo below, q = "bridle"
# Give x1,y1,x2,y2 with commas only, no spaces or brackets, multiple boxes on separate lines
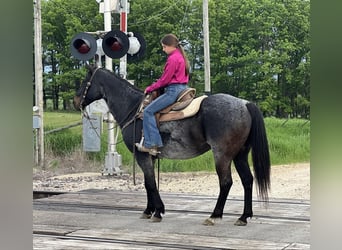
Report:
78,66,143,128
79,67,101,112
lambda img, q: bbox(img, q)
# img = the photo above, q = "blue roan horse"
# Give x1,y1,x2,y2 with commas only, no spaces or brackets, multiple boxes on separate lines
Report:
73,65,271,226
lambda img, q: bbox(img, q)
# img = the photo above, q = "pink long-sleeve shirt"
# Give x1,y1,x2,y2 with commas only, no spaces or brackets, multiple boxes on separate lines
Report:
145,48,189,93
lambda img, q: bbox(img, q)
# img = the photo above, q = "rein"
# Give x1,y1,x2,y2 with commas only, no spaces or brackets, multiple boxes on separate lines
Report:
120,96,145,131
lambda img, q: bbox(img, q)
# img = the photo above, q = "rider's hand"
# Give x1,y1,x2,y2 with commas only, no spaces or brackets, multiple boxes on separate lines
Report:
144,85,153,94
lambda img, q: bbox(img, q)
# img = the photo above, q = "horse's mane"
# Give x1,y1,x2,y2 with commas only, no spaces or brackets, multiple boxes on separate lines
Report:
99,67,144,94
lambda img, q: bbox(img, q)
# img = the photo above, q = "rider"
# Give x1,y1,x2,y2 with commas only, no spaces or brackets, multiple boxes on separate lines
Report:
135,34,190,156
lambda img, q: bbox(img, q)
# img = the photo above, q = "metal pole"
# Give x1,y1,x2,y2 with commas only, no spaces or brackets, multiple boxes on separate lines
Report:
103,0,122,175
119,0,128,79
203,0,211,95
34,0,44,167
104,0,113,72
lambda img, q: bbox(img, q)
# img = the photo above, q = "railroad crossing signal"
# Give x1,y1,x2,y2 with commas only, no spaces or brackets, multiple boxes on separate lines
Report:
70,32,98,61
102,30,130,59
70,30,146,61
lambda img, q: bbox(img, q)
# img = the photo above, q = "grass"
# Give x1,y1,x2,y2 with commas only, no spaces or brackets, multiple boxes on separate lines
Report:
44,111,82,156
41,111,310,172
264,118,310,165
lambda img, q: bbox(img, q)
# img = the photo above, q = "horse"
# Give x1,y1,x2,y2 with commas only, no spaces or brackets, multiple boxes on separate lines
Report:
73,65,271,226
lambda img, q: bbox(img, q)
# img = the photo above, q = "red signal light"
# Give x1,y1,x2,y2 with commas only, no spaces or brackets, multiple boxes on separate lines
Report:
111,41,122,51
73,39,91,54
78,43,90,54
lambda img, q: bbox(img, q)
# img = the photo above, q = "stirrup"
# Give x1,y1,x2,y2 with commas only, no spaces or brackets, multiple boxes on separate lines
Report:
135,143,160,156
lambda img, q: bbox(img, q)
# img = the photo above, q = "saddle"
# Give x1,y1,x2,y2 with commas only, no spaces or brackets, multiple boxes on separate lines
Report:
138,88,207,124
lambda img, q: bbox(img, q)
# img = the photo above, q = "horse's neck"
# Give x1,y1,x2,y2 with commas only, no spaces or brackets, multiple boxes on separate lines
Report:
101,73,143,126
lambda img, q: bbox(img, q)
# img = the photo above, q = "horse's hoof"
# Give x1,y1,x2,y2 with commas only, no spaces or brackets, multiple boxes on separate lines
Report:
151,215,162,222
140,213,152,219
234,219,247,226
203,217,217,226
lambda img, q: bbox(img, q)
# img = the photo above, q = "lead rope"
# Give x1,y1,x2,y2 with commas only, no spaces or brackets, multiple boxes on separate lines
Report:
157,157,160,191
132,117,137,185
131,96,146,186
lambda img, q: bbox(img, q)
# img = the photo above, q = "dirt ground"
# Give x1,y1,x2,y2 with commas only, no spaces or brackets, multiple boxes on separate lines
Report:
33,162,310,200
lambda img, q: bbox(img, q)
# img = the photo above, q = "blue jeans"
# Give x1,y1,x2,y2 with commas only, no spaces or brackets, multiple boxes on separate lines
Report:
143,84,187,148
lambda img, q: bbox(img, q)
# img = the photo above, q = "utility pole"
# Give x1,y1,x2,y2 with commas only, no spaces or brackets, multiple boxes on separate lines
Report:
34,0,44,166
203,0,211,95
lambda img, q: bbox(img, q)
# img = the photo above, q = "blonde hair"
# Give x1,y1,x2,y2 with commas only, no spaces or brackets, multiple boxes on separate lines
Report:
161,34,190,76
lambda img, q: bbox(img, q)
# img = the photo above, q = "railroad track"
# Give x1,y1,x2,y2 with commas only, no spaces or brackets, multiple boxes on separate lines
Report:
33,190,310,249
34,233,233,250
33,190,67,199
33,190,310,222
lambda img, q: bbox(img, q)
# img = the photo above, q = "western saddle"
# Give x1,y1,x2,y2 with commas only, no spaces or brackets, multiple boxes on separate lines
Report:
138,87,207,124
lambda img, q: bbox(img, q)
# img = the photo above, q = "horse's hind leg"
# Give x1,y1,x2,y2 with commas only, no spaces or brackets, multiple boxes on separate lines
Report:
233,148,253,226
203,155,233,226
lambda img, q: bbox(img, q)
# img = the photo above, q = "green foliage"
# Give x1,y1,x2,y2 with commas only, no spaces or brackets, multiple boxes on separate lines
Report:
45,127,81,156
40,0,102,109
159,152,214,172
208,0,310,118
43,112,310,172
44,112,82,155
44,111,81,128
265,117,310,165
38,0,310,119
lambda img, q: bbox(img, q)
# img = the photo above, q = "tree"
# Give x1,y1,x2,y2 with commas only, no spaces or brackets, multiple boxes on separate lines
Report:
207,0,310,117
38,0,310,118
127,0,197,89
41,0,102,109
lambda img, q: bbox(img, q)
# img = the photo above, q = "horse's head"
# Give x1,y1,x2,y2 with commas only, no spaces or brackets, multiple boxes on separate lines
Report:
73,64,103,111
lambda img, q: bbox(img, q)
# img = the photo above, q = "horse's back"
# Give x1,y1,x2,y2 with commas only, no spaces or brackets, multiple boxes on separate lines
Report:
203,93,248,107
158,93,252,159
199,93,252,143
200,93,250,122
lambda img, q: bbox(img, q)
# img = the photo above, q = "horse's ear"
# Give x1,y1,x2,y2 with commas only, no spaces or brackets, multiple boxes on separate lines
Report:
85,63,91,71
85,63,98,73
94,61,99,69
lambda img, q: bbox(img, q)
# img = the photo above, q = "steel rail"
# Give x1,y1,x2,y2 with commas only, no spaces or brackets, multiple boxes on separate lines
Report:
33,197,310,222
33,233,235,250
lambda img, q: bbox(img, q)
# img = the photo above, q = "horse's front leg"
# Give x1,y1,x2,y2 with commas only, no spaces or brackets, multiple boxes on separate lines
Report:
144,180,165,222
140,190,154,219
137,155,165,222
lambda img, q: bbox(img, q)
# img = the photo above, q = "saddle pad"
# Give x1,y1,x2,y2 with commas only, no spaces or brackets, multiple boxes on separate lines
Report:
159,95,208,122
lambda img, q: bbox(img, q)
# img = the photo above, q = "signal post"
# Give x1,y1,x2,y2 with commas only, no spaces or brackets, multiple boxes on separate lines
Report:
103,0,121,175
70,0,146,175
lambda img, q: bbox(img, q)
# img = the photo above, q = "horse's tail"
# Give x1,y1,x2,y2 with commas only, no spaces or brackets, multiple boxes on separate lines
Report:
246,102,271,203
